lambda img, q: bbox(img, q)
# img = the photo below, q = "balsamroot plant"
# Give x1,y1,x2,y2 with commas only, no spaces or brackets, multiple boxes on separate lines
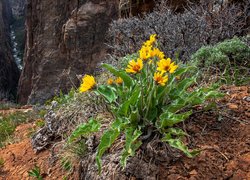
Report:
69,35,223,172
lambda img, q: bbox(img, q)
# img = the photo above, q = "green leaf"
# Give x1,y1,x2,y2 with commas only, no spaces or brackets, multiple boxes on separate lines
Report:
159,111,192,128
97,85,117,103
163,97,186,113
102,64,133,88
169,77,196,99
119,71,134,88
146,107,158,122
162,136,199,158
120,127,142,167
118,87,140,116
96,119,123,173
174,66,197,76
129,110,140,125
68,118,101,143
204,91,225,99
167,128,187,137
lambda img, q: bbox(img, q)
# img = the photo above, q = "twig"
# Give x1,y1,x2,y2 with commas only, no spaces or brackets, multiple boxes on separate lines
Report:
202,146,229,162
220,113,249,124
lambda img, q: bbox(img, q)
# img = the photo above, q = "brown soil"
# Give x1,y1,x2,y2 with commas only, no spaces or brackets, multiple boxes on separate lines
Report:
0,105,33,116
157,85,250,179
0,109,78,180
0,85,249,179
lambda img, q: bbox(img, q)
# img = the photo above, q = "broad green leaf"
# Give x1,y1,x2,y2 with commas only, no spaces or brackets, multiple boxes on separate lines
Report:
146,107,158,122
118,71,134,88
102,64,133,88
102,63,119,75
68,118,101,143
162,136,200,158
97,85,117,103
173,66,196,76
204,91,225,99
120,127,142,167
129,110,140,125
169,77,196,99
163,98,186,113
167,128,187,137
156,75,175,101
159,111,192,128
118,88,140,116
118,101,131,116
96,119,123,173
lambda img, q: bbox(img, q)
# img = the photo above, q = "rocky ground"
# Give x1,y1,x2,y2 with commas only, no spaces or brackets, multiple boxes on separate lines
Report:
0,85,249,179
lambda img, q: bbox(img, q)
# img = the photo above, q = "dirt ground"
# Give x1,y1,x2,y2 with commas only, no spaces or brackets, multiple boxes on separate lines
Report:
0,107,78,180
0,85,249,179
157,85,250,179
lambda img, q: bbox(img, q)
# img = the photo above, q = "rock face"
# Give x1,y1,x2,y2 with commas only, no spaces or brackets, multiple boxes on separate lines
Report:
18,0,118,104
0,0,20,100
9,0,26,18
9,0,26,67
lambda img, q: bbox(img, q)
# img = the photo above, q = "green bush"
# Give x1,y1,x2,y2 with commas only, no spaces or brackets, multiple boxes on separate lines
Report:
191,37,250,85
69,35,223,172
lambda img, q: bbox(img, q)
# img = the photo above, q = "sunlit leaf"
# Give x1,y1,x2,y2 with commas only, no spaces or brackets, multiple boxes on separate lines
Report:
120,127,142,167
96,119,123,173
68,118,101,143
159,111,192,128
97,85,117,103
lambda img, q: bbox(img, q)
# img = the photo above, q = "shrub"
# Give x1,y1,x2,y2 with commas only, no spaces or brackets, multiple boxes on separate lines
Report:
191,37,250,85
108,1,249,62
69,35,223,172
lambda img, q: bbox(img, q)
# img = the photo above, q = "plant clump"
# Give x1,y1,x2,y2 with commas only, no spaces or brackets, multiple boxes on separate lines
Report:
69,34,223,172
191,37,250,85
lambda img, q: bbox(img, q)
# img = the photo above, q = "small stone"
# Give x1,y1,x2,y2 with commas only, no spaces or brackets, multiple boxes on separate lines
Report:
243,96,250,102
227,103,238,109
189,169,198,175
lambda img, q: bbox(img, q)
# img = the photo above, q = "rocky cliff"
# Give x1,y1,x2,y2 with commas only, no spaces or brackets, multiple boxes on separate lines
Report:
9,0,26,67
0,0,20,100
18,0,118,104
9,0,25,18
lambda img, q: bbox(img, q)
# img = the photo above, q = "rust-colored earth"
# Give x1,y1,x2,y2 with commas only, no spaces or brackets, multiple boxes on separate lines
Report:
0,85,249,179
0,108,78,180
157,85,250,179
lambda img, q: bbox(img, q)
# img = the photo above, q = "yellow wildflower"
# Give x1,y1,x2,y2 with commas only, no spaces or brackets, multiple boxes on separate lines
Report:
151,48,165,59
79,75,96,92
139,45,152,60
107,78,114,85
115,77,123,84
154,72,168,86
144,34,157,46
125,58,143,74
157,58,178,73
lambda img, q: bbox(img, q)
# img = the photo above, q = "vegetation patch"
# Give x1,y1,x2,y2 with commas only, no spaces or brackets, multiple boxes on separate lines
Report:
0,111,35,147
191,37,250,85
69,35,223,172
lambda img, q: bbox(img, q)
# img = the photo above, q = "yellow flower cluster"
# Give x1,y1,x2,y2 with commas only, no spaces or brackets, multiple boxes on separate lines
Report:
79,75,96,92
154,72,168,86
78,34,179,93
157,58,178,74
107,77,123,85
125,34,178,86
125,58,143,74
